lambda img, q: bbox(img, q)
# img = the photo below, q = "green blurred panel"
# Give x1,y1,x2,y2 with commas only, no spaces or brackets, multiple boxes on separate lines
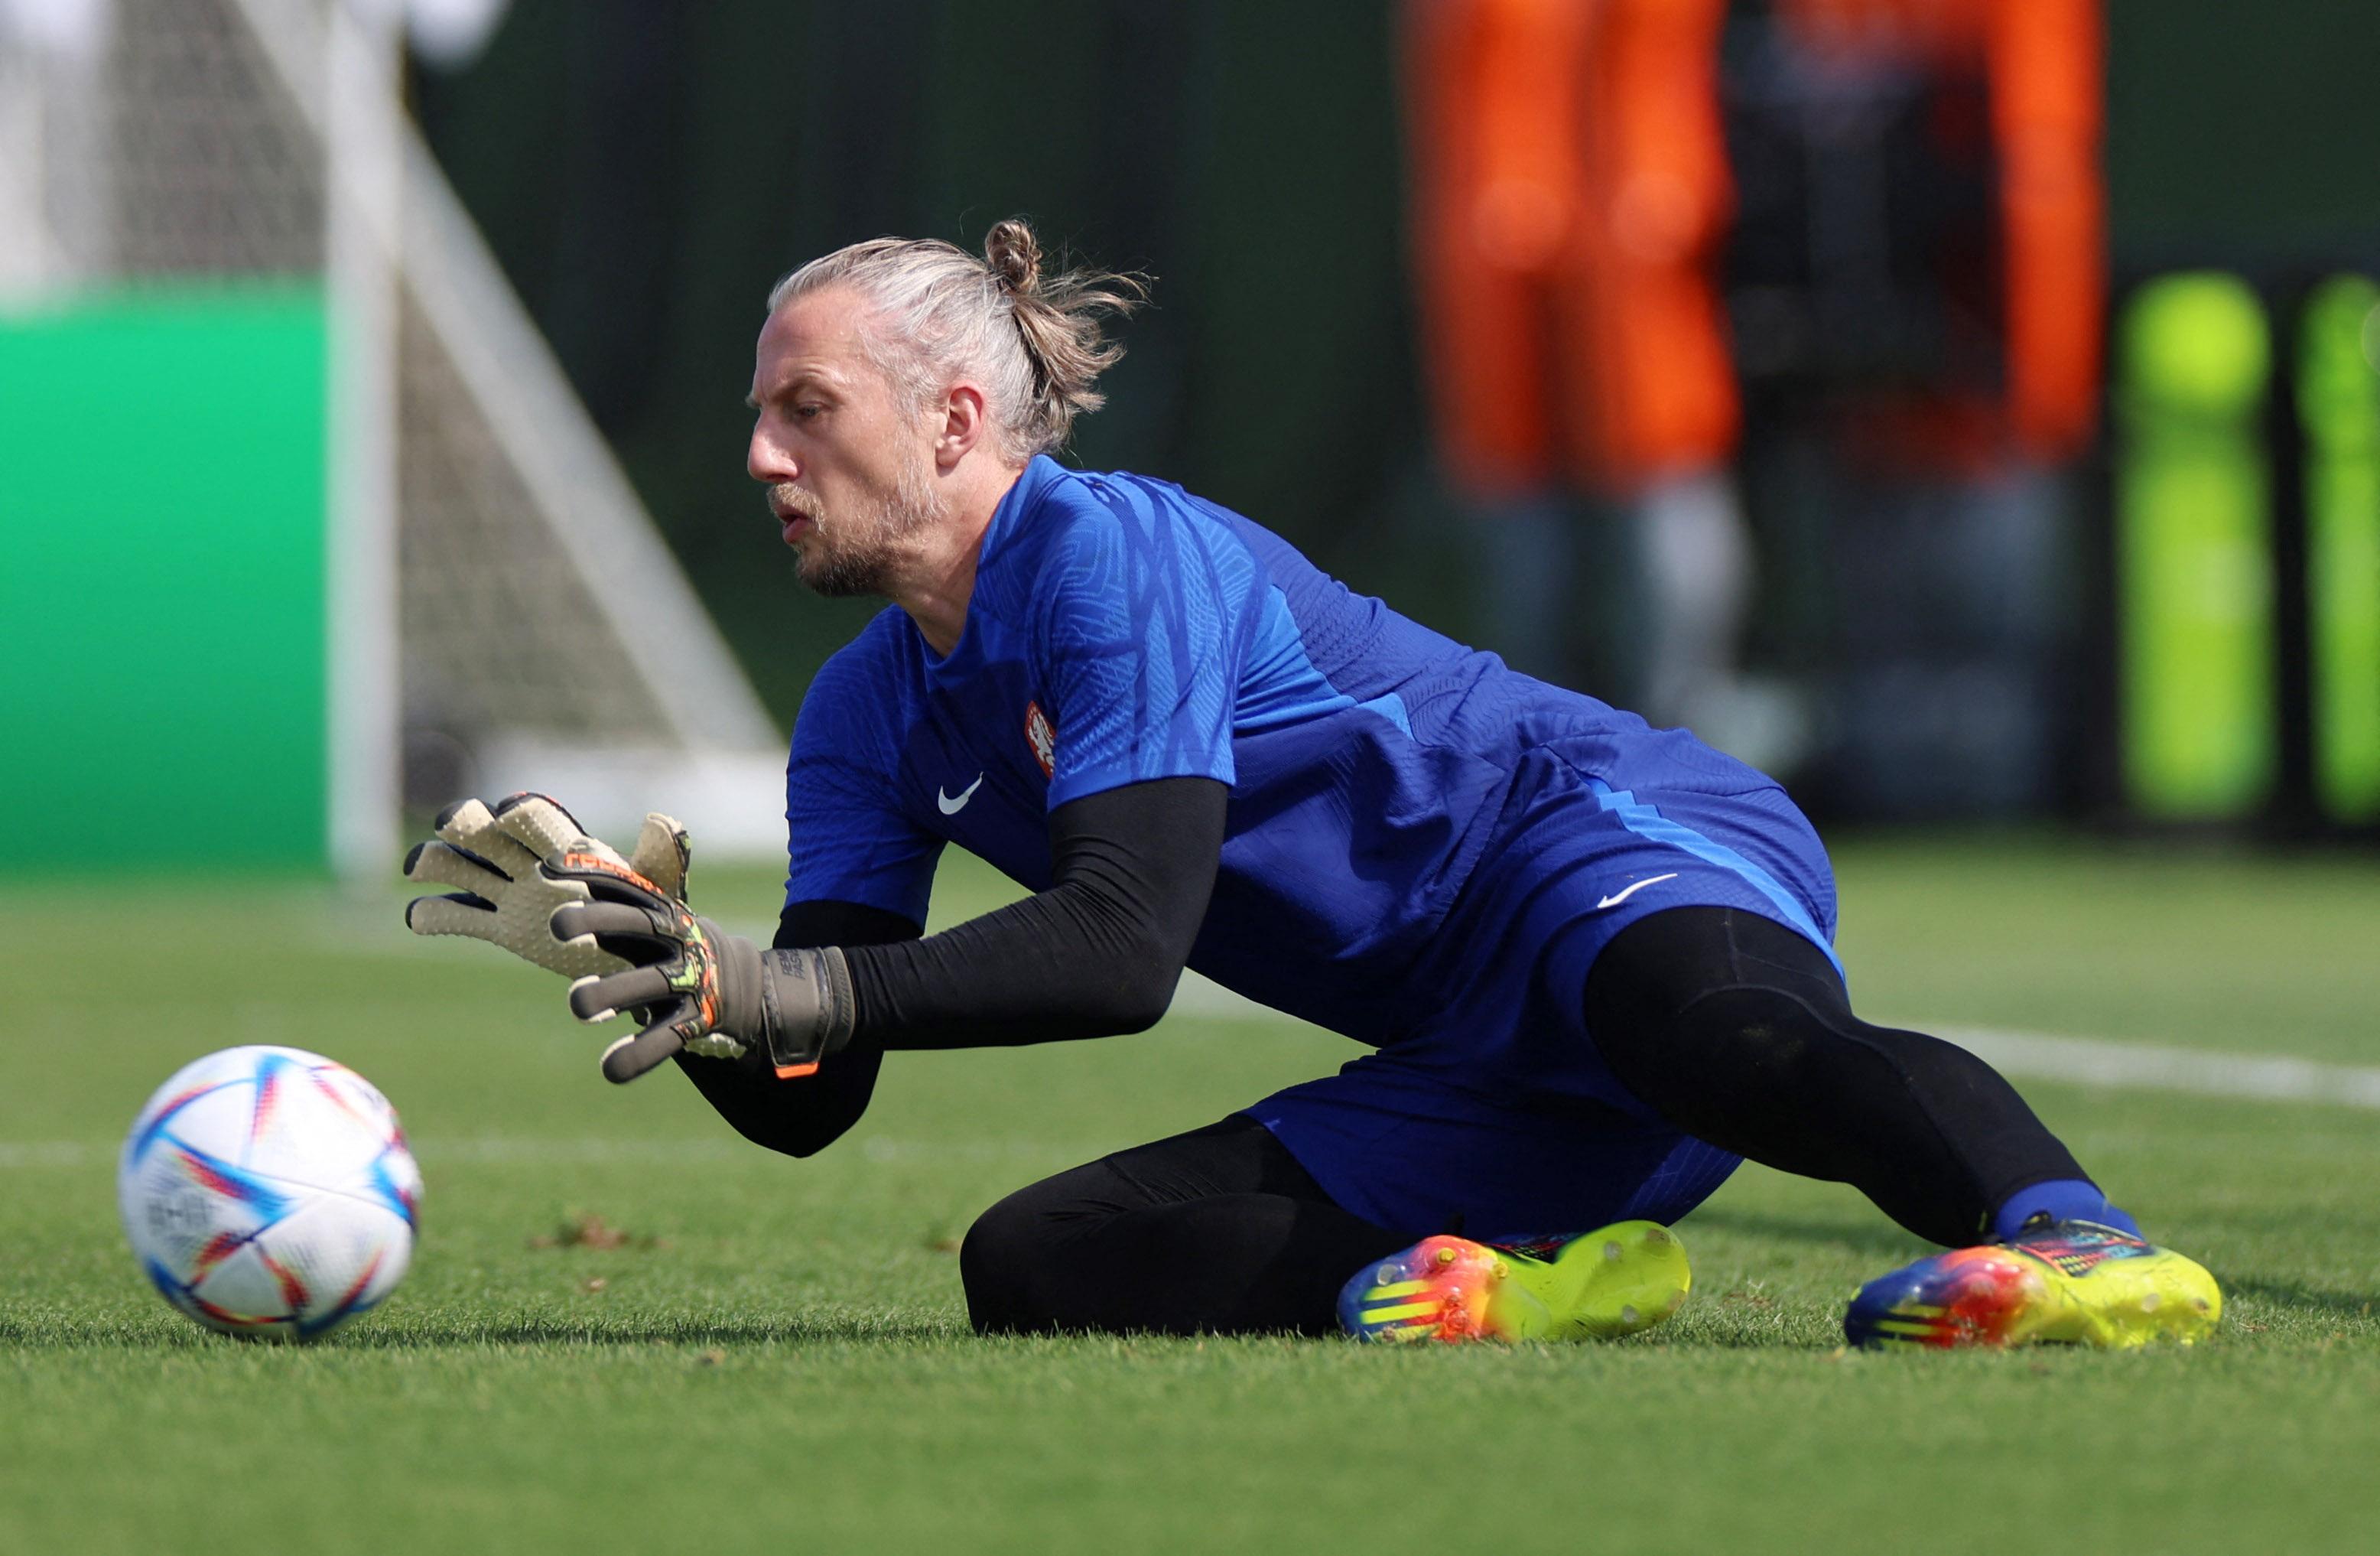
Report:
2297,275,2380,823
2115,274,2275,819
0,291,328,870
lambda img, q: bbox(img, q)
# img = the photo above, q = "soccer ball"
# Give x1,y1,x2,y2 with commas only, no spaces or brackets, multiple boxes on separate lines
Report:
119,1045,421,1340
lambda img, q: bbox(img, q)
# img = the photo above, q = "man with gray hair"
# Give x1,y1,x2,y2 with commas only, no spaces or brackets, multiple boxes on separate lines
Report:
406,220,2218,1350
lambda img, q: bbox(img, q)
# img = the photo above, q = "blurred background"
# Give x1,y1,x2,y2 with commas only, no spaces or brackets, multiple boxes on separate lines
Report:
10,11,2380,1541
4,0,2377,871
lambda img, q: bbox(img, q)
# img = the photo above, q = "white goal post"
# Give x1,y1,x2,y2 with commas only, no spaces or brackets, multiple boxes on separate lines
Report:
0,0,792,872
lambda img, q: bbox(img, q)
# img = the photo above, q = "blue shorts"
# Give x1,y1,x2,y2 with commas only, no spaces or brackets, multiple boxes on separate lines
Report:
1244,740,1839,1243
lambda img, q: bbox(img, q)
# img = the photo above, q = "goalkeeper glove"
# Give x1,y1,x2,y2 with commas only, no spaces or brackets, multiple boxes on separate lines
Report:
548,871,857,1086
402,793,688,980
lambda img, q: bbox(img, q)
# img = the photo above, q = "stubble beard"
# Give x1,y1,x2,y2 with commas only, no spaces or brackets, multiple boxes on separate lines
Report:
779,448,943,601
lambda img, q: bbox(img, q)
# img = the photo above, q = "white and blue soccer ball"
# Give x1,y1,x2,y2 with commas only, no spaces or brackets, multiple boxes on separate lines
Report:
119,1045,421,1340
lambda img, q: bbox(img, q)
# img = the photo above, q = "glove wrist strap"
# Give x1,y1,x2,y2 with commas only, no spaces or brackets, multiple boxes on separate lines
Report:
759,946,857,1067
811,944,857,1053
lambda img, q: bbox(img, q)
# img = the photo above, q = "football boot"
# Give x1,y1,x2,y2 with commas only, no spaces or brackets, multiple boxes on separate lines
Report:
1338,1221,1691,1343
1843,1218,2221,1349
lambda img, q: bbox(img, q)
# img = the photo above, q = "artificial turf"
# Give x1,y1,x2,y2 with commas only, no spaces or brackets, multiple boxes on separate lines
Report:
4,835,2376,1554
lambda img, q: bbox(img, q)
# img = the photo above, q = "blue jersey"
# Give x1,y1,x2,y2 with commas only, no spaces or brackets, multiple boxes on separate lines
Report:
785,455,1832,1059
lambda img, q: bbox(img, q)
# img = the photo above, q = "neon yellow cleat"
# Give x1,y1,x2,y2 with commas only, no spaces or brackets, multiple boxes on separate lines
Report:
1844,1222,2222,1349
1338,1222,1691,1343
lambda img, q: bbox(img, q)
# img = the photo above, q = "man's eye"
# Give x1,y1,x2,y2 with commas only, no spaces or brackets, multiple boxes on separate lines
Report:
794,403,825,420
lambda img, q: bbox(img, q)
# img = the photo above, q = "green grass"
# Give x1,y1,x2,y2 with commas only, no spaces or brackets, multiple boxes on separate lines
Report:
5,835,2378,1554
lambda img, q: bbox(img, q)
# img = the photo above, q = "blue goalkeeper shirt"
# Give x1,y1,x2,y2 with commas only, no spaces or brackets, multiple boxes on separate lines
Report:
784,455,1828,1054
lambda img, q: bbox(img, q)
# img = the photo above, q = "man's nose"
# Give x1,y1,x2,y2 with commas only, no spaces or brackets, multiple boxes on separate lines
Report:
747,425,796,484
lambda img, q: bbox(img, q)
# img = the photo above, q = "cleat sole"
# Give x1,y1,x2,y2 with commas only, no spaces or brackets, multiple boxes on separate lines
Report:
1549,1219,1693,1340
1339,1222,1691,1344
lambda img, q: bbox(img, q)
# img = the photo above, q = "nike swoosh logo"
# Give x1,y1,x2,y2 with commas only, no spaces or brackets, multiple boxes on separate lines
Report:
1596,872,1679,910
937,773,985,815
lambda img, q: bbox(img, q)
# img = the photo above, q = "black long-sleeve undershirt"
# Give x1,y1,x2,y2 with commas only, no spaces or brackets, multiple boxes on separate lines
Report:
844,776,1227,1047
674,776,1228,1157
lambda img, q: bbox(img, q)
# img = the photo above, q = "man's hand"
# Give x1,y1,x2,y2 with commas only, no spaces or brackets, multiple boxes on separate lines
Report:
403,793,690,979
548,870,858,1085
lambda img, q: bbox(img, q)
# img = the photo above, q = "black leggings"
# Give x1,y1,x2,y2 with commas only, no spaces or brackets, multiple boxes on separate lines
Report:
961,1116,1411,1335
1583,907,2085,1248
961,906,2091,1334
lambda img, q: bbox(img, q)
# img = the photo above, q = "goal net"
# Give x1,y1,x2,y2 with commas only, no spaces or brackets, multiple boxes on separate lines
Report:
0,0,788,872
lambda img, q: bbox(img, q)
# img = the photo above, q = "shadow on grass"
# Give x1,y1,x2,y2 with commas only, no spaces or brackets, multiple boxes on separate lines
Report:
1652,1320,1847,1353
2222,1277,2380,1320
1679,1207,1930,1262
356,1313,968,1347
0,1312,965,1351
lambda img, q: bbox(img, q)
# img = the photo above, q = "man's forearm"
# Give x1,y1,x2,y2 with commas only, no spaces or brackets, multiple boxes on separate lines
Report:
842,777,1228,1050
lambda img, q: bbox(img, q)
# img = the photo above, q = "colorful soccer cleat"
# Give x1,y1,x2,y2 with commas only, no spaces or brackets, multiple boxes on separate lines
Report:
1338,1222,1692,1343
1843,1220,2222,1349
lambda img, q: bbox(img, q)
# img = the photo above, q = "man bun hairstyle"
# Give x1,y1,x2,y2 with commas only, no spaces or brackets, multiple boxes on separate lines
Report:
984,217,1042,295
769,218,1147,463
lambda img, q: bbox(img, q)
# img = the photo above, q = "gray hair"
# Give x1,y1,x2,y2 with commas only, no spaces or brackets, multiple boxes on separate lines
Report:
767,219,1147,463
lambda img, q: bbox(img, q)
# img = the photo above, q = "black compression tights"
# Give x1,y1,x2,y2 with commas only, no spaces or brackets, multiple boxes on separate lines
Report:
961,1117,1409,1336
961,907,2092,1333
1582,907,2088,1249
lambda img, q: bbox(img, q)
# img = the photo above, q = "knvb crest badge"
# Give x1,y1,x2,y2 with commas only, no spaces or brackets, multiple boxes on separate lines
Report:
1025,701,1056,779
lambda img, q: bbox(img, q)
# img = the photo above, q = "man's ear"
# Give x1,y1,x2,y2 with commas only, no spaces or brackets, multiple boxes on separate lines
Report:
936,383,989,470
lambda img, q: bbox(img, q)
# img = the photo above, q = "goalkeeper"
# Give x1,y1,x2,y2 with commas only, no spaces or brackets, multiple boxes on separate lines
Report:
406,221,2219,1349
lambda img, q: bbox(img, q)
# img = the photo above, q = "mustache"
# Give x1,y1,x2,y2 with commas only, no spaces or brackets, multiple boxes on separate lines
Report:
767,483,824,521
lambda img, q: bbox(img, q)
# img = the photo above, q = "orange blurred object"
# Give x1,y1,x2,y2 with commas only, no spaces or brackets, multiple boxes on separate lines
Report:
1777,0,2105,462
1406,0,2105,487
1405,0,1737,498
1988,0,2105,460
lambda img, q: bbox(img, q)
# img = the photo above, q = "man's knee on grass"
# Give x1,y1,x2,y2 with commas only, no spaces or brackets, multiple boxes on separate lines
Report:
960,1182,1072,1334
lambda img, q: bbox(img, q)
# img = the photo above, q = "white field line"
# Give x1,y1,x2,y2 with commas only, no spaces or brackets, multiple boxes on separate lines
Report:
1930,1026,2380,1111
324,921,2380,1110
17,978,2378,1171
1172,972,2380,1111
